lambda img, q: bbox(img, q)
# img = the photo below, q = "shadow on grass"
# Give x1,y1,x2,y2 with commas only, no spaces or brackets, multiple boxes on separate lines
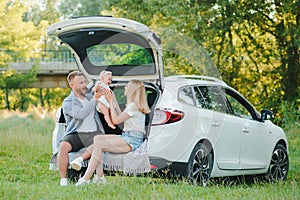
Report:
209,174,273,187
67,164,276,187
137,170,274,187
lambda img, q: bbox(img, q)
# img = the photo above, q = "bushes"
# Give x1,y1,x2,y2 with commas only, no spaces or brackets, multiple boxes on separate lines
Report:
0,88,69,111
274,101,300,129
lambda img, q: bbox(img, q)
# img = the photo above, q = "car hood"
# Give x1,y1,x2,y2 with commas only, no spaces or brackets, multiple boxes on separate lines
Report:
47,16,163,90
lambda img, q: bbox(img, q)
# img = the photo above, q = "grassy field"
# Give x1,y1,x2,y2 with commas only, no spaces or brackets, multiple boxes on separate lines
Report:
0,110,299,200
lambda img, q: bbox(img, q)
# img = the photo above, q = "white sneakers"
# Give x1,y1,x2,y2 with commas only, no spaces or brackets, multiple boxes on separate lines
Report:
60,178,68,186
70,157,83,171
92,175,107,185
75,175,107,186
75,177,90,186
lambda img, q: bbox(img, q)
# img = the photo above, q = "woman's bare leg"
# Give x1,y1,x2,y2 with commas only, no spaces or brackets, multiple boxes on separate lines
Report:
82,134,131,180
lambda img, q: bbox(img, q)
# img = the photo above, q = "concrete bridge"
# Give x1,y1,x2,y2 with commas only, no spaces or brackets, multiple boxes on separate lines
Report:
7,50,78,88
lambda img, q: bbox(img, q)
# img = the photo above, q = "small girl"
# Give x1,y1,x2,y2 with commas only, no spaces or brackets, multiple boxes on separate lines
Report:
95,70,115,129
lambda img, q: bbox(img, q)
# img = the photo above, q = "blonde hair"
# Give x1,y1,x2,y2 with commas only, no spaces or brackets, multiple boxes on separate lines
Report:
126,80,150,114
67,71,85,84
99,70,112,80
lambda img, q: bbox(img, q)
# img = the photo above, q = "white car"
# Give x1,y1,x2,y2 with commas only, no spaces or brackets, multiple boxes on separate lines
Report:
47,16,289,186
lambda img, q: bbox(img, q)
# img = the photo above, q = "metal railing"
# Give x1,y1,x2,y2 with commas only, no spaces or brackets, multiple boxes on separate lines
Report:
1,49,75,63
40,50,75,63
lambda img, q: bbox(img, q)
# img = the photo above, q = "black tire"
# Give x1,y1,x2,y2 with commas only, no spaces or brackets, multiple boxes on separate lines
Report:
267,143,289,182
185,142,213,187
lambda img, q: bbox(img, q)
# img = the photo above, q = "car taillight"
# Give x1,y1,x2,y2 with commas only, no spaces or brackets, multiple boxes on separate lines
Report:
150,164,158,169
152,108,184,125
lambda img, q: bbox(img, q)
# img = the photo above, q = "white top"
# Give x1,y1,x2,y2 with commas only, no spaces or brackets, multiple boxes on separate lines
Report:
98,96,110,108
123,102,145,134
96,81,111,110
77,98,98,132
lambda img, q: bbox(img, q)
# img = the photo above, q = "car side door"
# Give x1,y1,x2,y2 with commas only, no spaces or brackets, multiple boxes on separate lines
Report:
225,88,271,169
196,86,242,170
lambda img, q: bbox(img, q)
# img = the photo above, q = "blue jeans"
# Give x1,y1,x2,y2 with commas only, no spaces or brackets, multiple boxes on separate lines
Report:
119,130,144,151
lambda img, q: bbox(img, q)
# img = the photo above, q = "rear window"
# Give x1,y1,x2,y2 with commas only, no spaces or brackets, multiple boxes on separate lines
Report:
87,43,154,66
59,29,157,76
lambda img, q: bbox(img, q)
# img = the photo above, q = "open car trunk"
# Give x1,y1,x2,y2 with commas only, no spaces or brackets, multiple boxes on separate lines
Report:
47,16,164,91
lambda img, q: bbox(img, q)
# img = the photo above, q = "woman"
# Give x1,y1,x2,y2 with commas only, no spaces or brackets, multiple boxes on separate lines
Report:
75,80,150,186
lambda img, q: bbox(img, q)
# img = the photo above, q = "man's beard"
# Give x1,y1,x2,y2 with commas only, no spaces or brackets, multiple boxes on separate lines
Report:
76,87,86,96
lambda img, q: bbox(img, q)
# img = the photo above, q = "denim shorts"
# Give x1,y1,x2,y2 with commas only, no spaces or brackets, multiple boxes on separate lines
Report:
119,130,144,151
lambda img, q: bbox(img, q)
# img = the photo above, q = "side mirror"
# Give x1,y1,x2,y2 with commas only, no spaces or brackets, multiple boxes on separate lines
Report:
261,109,274,121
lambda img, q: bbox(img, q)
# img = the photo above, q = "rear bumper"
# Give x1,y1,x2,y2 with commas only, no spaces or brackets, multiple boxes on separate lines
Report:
150,156,187,176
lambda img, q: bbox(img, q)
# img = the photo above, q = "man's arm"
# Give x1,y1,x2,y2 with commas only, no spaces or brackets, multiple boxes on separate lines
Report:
63,94,96,120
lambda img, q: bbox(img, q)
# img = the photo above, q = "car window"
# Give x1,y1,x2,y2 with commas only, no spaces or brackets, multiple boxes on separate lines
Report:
194,86,207,108
225,91,253,120
178,86,195,106
198,86,228,113
87,43,154,67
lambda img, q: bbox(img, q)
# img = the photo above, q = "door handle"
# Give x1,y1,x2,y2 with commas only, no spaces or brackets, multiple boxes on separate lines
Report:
212,122,220,127
242,128,249,133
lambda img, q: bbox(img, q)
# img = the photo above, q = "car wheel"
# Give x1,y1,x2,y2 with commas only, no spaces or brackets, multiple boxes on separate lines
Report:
267,143,289,182
185,142,213,187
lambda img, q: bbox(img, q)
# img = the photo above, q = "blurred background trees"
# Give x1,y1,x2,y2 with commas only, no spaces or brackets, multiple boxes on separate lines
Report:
0,0,298,125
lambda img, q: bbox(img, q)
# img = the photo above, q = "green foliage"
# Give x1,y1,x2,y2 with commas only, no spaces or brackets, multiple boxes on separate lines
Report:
102,0,299,111
0,64,38,110
57,0,107,18
0,0,49,64
0,87,69,111
0,0,299,125
117,48,154,65
1,66,37,89
274,100,300,129
0,114,299,199
23,0,60,26
87,43,153,66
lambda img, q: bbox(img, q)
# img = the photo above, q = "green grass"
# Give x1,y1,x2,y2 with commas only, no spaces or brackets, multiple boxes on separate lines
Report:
0,112,299,200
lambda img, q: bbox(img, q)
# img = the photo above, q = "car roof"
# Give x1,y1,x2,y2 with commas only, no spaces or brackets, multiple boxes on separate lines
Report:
107,75,227,92
164,75,227,90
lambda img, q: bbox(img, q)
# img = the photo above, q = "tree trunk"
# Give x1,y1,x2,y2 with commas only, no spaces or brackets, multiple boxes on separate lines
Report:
5,88,10,109
40,88,44,107
20,88,23,111
283,45,300,101
282,1,300,102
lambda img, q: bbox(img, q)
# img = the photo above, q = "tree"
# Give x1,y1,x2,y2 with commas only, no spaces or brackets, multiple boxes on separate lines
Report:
0,0,49,110
1,65,37,110
0,0,49,64
273,0,299,102
57,0,107,19
1,0,297,116
102,0,299,111
23,0,60,26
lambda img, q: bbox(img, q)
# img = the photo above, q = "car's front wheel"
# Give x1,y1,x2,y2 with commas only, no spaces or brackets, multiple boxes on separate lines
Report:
185,142,213,186
267,143,289,182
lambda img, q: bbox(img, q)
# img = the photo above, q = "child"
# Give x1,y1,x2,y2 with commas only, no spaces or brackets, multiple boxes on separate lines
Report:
95,71,116,129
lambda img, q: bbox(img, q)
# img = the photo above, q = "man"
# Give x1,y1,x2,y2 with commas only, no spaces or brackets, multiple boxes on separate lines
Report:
58,71,104,186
